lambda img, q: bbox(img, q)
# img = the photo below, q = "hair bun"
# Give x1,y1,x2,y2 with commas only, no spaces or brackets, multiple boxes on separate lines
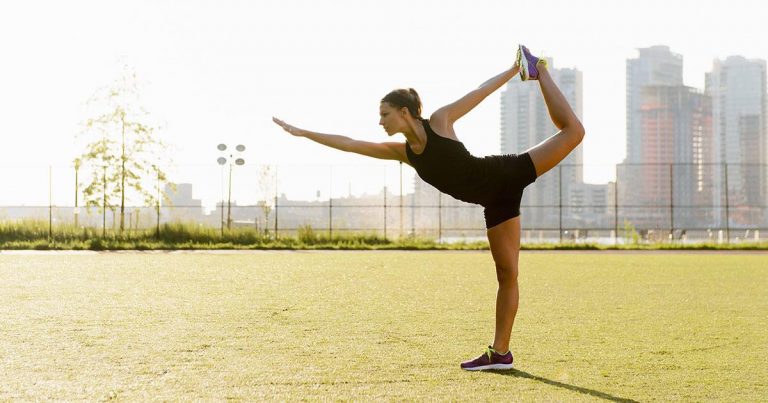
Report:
381,88,423,119
408,89,422,117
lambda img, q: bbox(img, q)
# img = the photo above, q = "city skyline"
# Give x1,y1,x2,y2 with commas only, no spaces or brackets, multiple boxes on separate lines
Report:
1,0,767,209
492,43,766,230
2,44,765,209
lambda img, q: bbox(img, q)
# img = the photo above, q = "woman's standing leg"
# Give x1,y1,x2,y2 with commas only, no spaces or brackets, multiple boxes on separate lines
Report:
460,216,520,370
486,216,522,353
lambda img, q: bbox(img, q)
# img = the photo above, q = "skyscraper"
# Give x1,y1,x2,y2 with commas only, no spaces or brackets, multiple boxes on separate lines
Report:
706,56,767,227
500,61,583,230
625,46,683,164
620,46,688,231
633,85,714,229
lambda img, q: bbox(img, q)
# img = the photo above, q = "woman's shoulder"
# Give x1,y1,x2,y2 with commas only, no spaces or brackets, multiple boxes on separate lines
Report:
427,113,459,141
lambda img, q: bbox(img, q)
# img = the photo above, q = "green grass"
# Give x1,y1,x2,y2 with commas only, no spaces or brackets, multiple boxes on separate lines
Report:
2,220,768,250
0,251,766,401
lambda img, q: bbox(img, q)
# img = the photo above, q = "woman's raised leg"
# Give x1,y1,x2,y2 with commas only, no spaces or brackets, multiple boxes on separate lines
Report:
525,61,586,177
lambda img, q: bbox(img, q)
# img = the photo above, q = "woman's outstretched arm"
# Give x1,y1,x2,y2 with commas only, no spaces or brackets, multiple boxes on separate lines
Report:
432,64,520,125
272,117,409,164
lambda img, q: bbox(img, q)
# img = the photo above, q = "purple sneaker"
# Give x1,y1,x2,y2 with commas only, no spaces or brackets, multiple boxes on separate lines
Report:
460,346,514,371
517,45,546,81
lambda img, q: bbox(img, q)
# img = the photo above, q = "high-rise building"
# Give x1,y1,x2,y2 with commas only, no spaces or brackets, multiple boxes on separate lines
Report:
626,85,714,229
706,56,767,227
626,46,683,164
500,61,584,229
620,46,698,231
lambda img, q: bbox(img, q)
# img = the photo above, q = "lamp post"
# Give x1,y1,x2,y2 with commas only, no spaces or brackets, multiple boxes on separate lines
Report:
217,144,246,230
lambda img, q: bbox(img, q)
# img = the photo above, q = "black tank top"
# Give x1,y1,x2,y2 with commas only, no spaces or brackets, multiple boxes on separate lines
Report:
405,119,513,206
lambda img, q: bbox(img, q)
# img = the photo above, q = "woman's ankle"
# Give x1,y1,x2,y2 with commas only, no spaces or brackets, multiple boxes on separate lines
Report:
491,344,510,354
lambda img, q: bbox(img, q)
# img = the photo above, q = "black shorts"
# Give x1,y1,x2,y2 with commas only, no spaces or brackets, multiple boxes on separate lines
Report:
482,152,538,229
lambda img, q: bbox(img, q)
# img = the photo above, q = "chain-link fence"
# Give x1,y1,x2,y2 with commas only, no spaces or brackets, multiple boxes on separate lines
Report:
1,162,766,244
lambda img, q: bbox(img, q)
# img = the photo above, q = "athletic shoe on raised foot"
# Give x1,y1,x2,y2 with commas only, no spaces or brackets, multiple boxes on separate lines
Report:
518,45,547,81
460,346,514,371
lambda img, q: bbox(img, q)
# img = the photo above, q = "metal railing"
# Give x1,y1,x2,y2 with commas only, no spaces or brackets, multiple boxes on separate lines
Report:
1,162,766,244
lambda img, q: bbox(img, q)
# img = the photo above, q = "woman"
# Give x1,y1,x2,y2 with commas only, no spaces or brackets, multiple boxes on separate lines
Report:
273,45,585,371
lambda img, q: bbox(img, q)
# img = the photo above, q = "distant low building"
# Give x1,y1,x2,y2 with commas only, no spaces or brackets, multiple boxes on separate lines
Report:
163,183,204,222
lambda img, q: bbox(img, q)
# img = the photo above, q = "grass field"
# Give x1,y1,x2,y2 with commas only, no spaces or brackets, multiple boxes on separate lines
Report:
1,251,766,401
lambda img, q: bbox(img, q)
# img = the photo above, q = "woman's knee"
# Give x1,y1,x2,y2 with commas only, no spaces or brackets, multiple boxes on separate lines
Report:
495,263,519,286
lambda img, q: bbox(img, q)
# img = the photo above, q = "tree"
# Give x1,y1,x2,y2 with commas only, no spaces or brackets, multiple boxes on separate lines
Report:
75,65,171,233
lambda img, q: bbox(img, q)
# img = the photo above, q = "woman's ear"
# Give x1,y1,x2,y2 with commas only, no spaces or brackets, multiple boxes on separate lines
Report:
400,107,410,118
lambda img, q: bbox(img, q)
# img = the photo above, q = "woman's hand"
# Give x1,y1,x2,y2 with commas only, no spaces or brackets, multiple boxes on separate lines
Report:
272,117,307,137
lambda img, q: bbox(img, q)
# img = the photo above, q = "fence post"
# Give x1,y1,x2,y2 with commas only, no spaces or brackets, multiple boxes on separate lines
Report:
724,163,730,243
669,163,674,241
274,166,278,238
48,165,52,241
329,165,333,239
411,178,415,238
383,185,387,239
102,165,107,238
559,165,563,243
156,168,161,237
438,191,442,243
399,161,403,239
614,164,619,244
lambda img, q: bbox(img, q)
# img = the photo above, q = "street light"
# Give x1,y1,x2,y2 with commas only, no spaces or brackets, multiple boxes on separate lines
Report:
217,144,246,230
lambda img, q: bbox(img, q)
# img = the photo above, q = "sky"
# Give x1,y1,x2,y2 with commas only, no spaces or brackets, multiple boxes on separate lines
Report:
1,0,766,207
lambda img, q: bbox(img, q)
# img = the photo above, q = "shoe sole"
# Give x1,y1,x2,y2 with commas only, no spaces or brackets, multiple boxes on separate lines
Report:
461,363,514,371
517,45,529,81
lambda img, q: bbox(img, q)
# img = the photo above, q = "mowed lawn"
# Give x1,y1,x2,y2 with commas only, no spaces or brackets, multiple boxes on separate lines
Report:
0,251,766,401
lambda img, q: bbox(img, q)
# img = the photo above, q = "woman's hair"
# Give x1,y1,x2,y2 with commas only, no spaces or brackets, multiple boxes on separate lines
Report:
381,88,422,119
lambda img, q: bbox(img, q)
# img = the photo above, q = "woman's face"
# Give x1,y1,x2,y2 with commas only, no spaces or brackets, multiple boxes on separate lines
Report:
379,102,407,136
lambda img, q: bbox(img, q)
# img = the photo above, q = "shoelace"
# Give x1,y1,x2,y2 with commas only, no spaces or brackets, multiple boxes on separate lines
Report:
484,346,494,361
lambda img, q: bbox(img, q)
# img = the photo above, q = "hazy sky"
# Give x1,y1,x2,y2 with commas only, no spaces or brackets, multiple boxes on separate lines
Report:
1,0,766,206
